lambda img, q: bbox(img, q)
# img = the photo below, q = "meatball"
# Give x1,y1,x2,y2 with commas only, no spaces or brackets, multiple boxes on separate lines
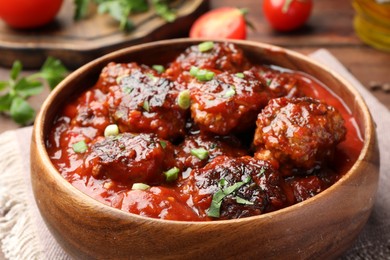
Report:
94,62,144,93
181,156,287,220
175,133,248,172
67,88,110,133
250,66,303,98
190,71,272,135
84,133,176,185
253,97,346,174
165,42,251,83
107,64,187,141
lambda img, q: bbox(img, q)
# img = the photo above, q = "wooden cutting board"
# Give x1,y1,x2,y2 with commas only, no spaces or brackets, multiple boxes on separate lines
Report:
0,0,208,69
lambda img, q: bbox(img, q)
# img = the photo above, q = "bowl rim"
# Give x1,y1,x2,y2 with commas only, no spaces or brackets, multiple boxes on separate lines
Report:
32,38,376,226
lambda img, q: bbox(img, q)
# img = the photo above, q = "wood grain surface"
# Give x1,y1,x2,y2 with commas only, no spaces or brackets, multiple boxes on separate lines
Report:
0,0,208,69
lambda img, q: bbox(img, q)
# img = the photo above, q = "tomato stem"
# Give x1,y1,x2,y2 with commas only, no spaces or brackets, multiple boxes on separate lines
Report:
282,0,294,13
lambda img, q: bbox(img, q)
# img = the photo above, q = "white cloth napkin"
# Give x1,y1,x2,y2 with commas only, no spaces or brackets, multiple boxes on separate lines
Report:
0,49,389,259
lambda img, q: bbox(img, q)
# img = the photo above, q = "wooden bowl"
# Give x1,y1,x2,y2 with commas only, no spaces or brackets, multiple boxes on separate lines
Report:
31,39,379,259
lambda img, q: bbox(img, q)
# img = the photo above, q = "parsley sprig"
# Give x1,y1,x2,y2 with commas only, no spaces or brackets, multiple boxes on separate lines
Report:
0,57,68,125
207,176,252,218
74,0,177,31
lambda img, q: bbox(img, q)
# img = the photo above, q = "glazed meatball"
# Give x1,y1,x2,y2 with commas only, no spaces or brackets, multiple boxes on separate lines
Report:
165,42,251,83
250,65,306,98
175,133,248,172
107,64,187,141
84,133,176,185
253,97,346,173
190,71,272,135
182,156,286,220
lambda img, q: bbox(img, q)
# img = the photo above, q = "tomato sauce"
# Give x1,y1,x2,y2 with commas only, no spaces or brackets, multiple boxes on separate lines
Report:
46,42,363,221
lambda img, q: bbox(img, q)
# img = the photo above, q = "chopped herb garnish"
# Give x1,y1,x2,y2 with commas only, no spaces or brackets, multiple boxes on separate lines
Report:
189,66,214,81
164,167,180,182
152,65,165,74
235,197,254,205
224,85,236,98
72,140,88,153
207,176,252,218
235,72,245,78
132,183,150,190
266,79,272,86
122,86,133,94
159,140,167,149
257,168,266,177
142,100,150,112
198,41,214,52
177,90,191,109
190,148,209,160
104,124,119,137
116,75,128,85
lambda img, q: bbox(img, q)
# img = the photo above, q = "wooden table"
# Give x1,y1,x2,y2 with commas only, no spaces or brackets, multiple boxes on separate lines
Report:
0,0,389,134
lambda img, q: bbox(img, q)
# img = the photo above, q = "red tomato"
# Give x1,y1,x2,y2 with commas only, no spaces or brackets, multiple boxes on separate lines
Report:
189,7,247,40
0,0,63,29
263,0,312,32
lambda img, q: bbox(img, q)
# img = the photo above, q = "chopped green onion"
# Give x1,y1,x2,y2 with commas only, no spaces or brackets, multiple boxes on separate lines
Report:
159,140,167,149
235,197,254,205
189,66,199,77
164,167,180,182
132,183,150,190
198,41,214,52
104,124,119,137
177,90,191,109
122,86,133,94
116,75,128,84
235,73,245,79
142,100,150,112
191,148,209,160
152,65,165,74
224,86,236,98
72,140,88,153
189,66,214,81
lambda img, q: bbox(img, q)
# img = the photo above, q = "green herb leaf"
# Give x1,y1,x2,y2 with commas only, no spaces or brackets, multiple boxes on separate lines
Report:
159,140,167,149
72,140,88,153
207,176,252,218
36,57,68,89
235,197,254,205
14,78,43,98
9,97,35,125
0,94,13,112
74,0,91,20
191,148,209,160
152,0,176,22
0,80,9,91
10,60,22,81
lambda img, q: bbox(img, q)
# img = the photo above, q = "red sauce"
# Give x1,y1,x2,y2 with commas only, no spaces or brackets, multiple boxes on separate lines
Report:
46,42,363,221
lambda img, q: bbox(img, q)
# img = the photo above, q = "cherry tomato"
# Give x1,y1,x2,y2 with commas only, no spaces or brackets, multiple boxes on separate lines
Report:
263,0,312,32
189,7,247,40
0,0,63,29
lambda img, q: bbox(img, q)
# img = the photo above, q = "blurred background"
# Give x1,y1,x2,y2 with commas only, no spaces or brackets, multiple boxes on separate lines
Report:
0,0,389,133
